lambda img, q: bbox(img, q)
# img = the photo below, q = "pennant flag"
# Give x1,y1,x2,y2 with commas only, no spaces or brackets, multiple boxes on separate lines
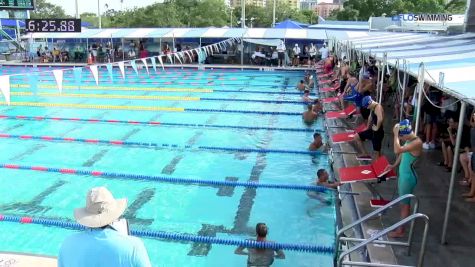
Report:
89,65,99,85
150,57,157,73
158,56,165,70
140,58,149,75
118,61,125,79
28,73,38,95
167,54,173,65
73,67,83,88
130,60,138,76
106,63,114,82
174,53,183,64
52,69,63,93
0,75,10,105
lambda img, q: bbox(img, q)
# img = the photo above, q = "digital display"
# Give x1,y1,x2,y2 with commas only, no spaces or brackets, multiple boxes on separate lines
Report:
0,0,35,10
25,19,82,33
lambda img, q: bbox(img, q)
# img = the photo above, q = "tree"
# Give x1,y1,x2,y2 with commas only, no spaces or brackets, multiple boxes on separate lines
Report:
445,0,467,14
30,0,69,19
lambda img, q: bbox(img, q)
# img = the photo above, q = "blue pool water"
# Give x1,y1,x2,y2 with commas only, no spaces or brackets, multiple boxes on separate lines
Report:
0,66,334,266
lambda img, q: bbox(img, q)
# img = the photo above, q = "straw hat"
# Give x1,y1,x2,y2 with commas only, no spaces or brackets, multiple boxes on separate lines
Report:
74,187,127,228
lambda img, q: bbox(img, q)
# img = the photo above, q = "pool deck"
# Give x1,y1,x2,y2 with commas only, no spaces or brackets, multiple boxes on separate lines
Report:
0,252,56,267
325,92,475,266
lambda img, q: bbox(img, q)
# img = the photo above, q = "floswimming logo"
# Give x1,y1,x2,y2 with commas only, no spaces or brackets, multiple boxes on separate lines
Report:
392,14,453,22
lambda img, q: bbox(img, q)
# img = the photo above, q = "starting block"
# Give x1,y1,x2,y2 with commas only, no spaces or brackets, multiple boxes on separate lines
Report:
320,84,340,93
322,96,341,104
338,156,396,184
325,104,358,119
330,124,367,143
370,199,391,208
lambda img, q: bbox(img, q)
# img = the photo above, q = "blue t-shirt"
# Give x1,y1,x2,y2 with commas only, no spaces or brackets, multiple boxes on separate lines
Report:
58,228,152,267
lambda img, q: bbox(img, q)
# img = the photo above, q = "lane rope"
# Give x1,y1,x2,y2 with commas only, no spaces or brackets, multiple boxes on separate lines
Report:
0,133,326,155
12,84,305,95
0,102,302,115
0,214,334,254
0,163,329,192
11,92,306,105
0,115,320,133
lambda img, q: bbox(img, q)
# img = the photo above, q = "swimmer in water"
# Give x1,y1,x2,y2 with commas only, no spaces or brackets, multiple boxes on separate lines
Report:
302,104,318,125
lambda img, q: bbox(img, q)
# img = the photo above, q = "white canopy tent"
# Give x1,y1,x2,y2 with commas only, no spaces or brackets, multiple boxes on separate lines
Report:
331,31,475,244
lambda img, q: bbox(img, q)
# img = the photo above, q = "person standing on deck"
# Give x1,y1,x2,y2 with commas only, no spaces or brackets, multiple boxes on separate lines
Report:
353,96,384,160
384,120,423,238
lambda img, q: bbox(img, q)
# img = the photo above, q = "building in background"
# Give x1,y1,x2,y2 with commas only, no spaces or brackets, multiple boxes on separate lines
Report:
300,0,318,10
286,0,301,10
315,2,341,19
229,0,267,7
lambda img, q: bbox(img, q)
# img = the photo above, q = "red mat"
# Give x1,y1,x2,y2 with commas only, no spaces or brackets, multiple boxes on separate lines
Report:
325,105,357,119
320,85,340,93
339,156,396,184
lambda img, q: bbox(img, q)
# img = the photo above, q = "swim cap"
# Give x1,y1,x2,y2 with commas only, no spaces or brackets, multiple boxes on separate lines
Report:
362,96,373,108
398,119,412,135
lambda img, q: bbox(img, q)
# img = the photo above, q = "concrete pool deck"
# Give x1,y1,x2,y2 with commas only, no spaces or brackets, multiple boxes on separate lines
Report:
0,252,56,267
326,96,475,266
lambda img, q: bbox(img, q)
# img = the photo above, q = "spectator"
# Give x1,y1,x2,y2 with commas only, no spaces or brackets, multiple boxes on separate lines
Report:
309,133,327,152
354,96,385,160
422,85,441,150
58,187,152,267
308,43,317,66
440,116,470,172
463,112,475,202
52,47,60,62
235,223,285,266
385,120,423,238
276,40,286,67
292,44,300,67
271,48,278,66
302,104,318,125
460,112,475,187
319,43,328,60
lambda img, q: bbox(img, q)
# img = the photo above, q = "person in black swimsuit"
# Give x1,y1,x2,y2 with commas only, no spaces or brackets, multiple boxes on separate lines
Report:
353,96,385,160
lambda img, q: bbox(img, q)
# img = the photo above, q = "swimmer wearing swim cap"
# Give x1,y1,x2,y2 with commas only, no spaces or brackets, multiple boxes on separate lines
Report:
385,120,423,238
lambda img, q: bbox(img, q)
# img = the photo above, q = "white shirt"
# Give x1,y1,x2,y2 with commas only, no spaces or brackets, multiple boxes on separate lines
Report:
309,46,317,56
293,46,301,55
271,51,278,59
319,47,328,59
277,43,285,53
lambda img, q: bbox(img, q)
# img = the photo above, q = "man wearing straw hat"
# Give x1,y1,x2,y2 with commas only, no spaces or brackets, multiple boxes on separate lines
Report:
58,187,151,267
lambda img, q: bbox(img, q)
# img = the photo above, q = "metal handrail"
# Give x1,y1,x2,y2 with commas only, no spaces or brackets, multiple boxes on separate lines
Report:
335,194,419,256
337,213,429,267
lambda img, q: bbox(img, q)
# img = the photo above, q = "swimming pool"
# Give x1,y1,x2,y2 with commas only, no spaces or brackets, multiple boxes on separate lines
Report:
0,66,335,266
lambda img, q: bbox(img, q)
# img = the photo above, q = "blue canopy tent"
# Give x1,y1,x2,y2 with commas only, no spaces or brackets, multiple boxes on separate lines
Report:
274,19,309,29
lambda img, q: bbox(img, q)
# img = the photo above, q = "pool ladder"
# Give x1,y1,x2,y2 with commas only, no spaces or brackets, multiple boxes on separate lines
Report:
335,194,429,267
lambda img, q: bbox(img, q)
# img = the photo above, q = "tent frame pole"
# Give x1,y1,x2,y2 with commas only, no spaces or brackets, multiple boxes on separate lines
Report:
441,101,467,244
414,63,425,133
399,59,408,120
378,52,386,104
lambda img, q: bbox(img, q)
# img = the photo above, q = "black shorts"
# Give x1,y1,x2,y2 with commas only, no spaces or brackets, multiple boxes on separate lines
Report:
358,129,385,152
310,55,315,60
444,140,454,150
360,107,371,120
340,79,347,94
278,52,285,60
